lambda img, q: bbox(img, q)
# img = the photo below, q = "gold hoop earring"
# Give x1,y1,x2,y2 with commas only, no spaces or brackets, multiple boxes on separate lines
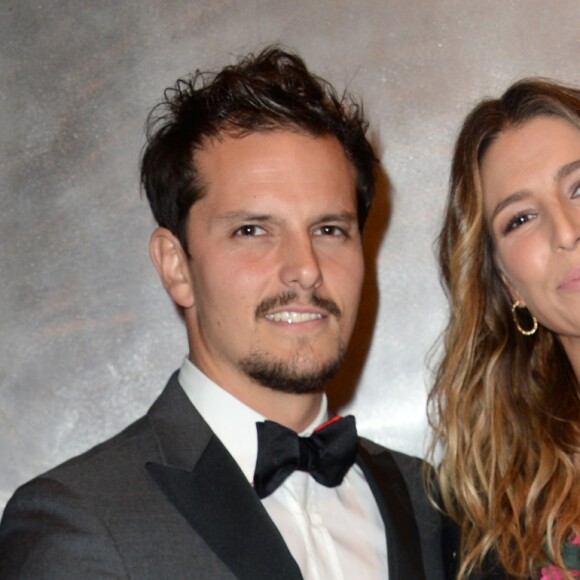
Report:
511,301,538,336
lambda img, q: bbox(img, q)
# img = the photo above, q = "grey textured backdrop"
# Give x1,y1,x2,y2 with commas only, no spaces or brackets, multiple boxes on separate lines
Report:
1,0,579,512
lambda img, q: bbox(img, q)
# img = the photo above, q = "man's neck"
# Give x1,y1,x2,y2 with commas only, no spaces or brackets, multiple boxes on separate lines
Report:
188,357,324,432
240,388,324,433
216,378,324,432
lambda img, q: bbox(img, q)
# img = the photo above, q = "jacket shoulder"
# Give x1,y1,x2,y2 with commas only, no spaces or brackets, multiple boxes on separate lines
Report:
358,438,459,580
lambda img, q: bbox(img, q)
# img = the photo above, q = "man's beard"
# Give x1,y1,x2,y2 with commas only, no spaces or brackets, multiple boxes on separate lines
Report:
239,342,344,394
241,290,345,393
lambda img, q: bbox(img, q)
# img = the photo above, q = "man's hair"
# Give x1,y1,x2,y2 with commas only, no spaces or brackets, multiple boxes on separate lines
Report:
140,46,377,250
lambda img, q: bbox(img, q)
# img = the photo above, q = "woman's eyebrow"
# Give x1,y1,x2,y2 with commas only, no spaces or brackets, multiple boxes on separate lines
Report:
555,158,580,181
490,190,529,223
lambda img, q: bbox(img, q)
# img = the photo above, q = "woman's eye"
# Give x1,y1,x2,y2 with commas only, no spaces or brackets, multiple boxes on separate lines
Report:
503,212,534,234
571,183,580,198
233,225,266,237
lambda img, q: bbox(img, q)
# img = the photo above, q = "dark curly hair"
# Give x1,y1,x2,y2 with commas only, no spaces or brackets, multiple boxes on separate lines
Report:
141,46,378,251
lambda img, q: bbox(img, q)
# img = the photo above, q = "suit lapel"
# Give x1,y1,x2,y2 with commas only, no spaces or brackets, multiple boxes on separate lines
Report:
145,374,302,580
146,440,302,580
357,442,427,580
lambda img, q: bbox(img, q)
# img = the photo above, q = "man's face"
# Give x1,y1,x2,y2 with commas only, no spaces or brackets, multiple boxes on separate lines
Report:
183,130,364,395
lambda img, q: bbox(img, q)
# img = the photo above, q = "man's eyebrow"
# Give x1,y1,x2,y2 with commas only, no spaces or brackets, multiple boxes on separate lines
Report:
489,191,529,224
218,212,273,222
556,158,580,181
315,211,358,223
217,211,358,223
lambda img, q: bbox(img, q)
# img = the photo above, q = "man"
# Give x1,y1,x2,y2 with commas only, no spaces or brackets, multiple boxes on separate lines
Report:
0,47,450,579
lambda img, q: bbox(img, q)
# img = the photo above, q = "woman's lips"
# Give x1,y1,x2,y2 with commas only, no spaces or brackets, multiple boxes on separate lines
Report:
558,265,580,290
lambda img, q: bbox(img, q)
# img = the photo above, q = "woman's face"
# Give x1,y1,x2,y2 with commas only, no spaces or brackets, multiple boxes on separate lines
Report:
481,116,580,349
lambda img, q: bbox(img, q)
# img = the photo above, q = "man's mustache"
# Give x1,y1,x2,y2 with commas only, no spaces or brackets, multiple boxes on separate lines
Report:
255,291,341,319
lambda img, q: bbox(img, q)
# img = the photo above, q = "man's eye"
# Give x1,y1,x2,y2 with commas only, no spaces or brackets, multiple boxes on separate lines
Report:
315,225,347,237
233,225,266,237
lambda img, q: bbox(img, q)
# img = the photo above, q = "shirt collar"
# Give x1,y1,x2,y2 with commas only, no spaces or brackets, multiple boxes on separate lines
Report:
178,357,328,482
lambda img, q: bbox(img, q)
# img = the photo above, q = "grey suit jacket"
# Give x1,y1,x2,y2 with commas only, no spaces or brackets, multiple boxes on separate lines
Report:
0,373,451,579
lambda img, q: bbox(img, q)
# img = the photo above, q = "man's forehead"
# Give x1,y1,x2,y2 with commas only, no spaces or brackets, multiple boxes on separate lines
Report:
189,130,358,221
194,130,353,182
194,129,348,163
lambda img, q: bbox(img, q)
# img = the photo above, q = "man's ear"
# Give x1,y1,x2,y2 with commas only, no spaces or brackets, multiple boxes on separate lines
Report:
149,227,194,308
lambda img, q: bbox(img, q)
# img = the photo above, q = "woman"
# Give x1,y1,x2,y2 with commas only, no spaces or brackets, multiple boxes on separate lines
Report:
428,78,580,579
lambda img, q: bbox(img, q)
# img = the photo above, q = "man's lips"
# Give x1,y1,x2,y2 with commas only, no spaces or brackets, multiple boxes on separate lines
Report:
264,309,325,324
558,265,580,290
255,291,341,320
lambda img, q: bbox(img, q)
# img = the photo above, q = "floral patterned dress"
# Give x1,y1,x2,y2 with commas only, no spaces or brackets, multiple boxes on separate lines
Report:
540,536,580,579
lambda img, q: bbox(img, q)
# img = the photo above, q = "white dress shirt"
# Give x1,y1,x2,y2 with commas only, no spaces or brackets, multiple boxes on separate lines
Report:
178,358,388,580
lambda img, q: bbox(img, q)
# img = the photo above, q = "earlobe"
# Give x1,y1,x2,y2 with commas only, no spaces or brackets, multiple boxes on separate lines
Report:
498,270,525,308
149,228,194,308
493,254,526,308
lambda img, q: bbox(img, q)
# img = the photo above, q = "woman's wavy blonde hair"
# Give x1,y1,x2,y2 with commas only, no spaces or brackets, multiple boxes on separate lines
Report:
428,79,580,579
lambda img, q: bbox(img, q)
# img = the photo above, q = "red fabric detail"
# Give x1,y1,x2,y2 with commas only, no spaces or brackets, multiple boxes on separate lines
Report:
315,415,342,432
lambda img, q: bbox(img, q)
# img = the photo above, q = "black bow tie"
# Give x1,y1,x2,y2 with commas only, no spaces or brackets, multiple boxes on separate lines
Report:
253,415,358,499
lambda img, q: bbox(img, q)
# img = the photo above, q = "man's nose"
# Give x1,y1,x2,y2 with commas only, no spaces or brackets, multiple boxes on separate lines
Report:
278,234,323,291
